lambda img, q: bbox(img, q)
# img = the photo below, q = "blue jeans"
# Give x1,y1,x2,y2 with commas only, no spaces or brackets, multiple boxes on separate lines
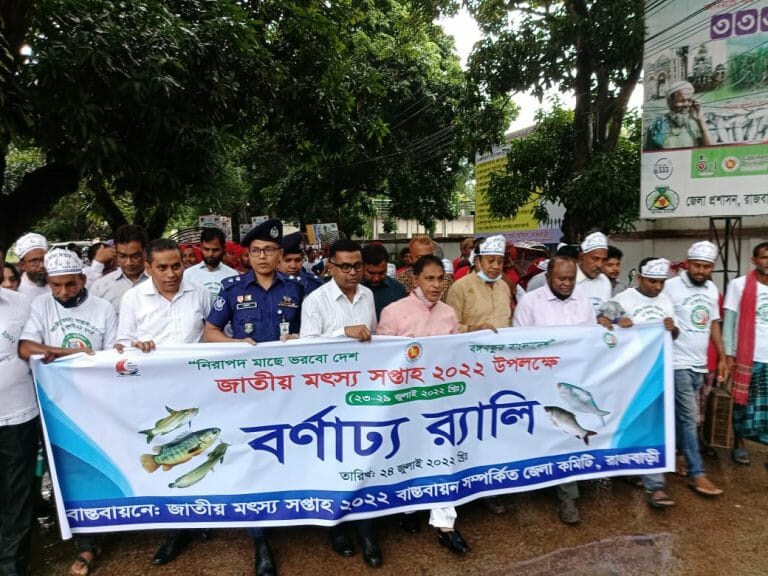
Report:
674,369,705,479
642,473,665,492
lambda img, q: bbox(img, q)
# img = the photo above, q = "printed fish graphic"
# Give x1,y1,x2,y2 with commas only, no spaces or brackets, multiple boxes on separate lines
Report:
544,406,597,446
168,442,230,489
140,428,220,473
557,382,610,425
139,406,199,444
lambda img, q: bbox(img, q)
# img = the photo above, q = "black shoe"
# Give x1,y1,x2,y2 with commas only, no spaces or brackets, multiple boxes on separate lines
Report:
254,537,277,576
399,514,420,534
359,536,382,568
437,529,471,555
329,527,355,557
152,534,187,565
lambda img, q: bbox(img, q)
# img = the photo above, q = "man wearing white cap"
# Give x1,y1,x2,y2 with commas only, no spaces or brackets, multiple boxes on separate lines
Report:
446,234,511,515
18,248,116,576
613,257,679,508
13,232,50,299
645,80,712,150
662,241,726,497
574,232,612,314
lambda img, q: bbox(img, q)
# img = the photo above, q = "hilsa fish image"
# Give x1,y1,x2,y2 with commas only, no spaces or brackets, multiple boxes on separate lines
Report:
169,442,230,489
544,406,597,446
139,406,199,444
140,428,220,473
557,382,610,425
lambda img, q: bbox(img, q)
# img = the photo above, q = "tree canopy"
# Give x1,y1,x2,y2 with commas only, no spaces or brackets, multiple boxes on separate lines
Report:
466,0,644,240
1,0,511,244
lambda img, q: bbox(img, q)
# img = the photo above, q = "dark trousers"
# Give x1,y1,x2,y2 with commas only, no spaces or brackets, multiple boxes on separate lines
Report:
0,418,38,576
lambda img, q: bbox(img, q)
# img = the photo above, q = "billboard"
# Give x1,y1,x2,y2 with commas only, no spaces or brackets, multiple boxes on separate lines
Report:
641,0,768,219
474,143,564,243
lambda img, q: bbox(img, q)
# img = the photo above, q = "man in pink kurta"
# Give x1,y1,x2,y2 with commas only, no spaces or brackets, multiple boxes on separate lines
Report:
377,291,459,336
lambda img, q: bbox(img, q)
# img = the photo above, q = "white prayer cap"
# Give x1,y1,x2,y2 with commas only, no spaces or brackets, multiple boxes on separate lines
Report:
14,232,48,259
667,80,694,98
479,235,505,256
44,249,83,277
580,232,608,254
687,241,718,263
640,258,670,279
441,258,454,274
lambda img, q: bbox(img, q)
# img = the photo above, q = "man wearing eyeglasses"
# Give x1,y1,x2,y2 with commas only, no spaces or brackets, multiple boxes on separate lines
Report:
91,225,150,316
13,232,50,299
299,239,382,568
203,218,303,576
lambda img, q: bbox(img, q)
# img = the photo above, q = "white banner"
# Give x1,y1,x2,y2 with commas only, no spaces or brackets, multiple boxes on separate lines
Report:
641,0,768,219
33,325,674,538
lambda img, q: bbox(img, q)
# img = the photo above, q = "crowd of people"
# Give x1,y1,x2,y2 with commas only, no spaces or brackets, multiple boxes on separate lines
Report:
2,221,767,576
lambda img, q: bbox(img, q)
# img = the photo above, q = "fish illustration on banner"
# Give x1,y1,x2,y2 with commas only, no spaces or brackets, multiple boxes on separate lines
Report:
544,406,597,446
556,382,610,425
138,407,199,444
140,428,221,473
169,442,230,489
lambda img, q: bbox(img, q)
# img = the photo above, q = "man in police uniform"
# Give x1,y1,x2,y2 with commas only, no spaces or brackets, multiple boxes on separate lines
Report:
203,218,302,576
278,232,323,297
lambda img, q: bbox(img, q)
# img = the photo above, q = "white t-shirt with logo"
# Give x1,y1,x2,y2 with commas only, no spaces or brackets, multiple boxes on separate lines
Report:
613,287,674,323
663,272,720,371
574,268,612,313
21,293,117,351
0,288,38,426
184,262,238,302
724,275,768,362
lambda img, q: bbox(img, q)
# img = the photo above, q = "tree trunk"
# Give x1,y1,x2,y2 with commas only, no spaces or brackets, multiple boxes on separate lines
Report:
89,178,128,233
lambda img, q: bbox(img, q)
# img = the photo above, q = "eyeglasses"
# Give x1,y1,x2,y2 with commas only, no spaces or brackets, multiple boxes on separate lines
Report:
117,252,144,262
22,257,44,265
250,247,279,257
330,260,363,273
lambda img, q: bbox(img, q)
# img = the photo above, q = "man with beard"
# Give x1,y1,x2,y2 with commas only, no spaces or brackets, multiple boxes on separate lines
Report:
514,256,602,525
18,249,116,576
723,242,768,466
278,232,323,297
574,232,612,314
361,243,405,320
613,257,679,508
91,225,150,316
645,81,712,150
184,227,238,303
13,233,50,299
116,238,211,567
663,241,725,497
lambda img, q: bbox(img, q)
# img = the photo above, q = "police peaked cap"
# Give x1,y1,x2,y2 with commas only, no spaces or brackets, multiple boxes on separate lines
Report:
281,232,304,255
240,218,283,247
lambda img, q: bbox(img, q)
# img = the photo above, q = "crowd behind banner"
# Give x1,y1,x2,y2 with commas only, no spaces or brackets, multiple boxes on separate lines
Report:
2,221,766,576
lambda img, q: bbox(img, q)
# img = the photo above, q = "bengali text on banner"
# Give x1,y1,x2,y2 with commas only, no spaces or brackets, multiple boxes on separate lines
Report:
32,324,674,538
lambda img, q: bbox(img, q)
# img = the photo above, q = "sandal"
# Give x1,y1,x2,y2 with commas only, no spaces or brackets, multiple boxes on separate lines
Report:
646,489,675,509
731,447,751,466
68,548,100,576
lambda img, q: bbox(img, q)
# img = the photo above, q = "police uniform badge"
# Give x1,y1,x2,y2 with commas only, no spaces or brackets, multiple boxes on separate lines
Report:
278,295,298,308
270,226,279,239
214,297,226,311
237,295,244,303
244,322,254,334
